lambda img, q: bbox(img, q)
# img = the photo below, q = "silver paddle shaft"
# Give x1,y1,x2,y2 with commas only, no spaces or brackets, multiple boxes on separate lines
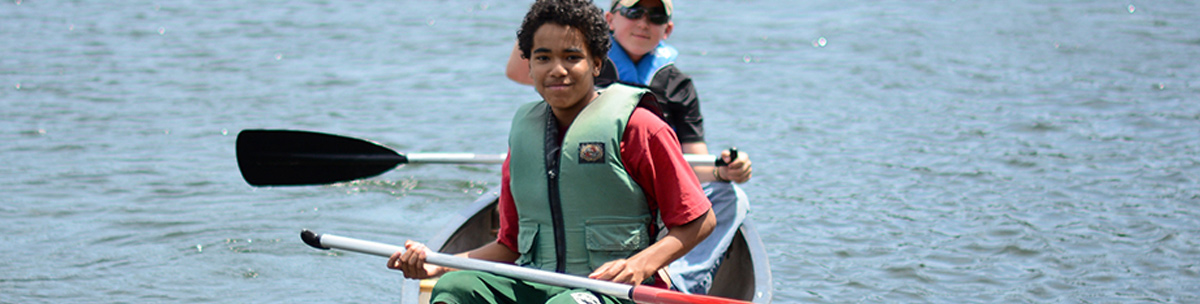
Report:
406,153,720,167
311,232,634,300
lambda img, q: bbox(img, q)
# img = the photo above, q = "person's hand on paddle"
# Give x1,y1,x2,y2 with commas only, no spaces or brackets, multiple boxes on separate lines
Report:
587,257,658,285
716,149,752,183
387,240,447,279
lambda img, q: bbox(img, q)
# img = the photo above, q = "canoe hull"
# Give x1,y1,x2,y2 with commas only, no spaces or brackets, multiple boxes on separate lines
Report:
401,187,772,303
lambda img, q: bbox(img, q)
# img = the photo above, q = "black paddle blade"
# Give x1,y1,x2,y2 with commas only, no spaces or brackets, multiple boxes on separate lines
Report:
236,129,407,186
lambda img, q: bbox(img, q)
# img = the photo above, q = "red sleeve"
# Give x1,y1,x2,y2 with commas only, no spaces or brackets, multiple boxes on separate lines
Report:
621,108,711,228
495,151,519,252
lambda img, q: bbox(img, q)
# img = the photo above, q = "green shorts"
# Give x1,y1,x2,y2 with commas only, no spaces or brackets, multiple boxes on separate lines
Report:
431,270,632,304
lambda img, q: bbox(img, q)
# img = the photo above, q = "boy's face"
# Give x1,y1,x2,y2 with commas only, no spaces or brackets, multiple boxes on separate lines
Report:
606,0,673,60
529,23,602,119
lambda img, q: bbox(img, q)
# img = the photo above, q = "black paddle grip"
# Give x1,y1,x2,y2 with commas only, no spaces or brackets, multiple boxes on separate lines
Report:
300,229,330,250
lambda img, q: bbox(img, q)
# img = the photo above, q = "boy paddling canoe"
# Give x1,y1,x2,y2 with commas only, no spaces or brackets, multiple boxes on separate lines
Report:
388,0,715,303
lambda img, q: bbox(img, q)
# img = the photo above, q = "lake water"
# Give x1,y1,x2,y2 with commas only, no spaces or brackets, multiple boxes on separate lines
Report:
3,0,1198,303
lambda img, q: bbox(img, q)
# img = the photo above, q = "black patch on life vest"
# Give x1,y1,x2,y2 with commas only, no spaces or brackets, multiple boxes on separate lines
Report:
578,142,605,164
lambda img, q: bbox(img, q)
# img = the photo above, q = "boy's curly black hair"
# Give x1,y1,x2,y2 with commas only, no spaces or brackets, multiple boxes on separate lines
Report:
516,0,610,65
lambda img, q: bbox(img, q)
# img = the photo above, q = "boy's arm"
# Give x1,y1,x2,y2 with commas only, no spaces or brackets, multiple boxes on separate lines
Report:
589,107,714,285
505,41,534,85
657,66,753,183
477,151,522,263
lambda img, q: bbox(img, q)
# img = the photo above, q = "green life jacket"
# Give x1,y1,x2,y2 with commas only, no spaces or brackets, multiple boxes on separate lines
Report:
508,84,653,276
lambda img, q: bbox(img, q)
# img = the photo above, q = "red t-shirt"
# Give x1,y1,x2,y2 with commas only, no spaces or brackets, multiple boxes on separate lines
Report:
496,107,711,252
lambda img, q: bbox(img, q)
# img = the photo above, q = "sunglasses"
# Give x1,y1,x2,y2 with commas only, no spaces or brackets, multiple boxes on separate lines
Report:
616,5,670,25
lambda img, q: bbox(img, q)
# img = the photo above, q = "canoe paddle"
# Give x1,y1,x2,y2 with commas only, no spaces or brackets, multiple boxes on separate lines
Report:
236,129,727,186
301,229,753,304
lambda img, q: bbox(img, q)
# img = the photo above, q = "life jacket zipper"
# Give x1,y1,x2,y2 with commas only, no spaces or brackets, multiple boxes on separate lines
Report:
544,112,568,273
